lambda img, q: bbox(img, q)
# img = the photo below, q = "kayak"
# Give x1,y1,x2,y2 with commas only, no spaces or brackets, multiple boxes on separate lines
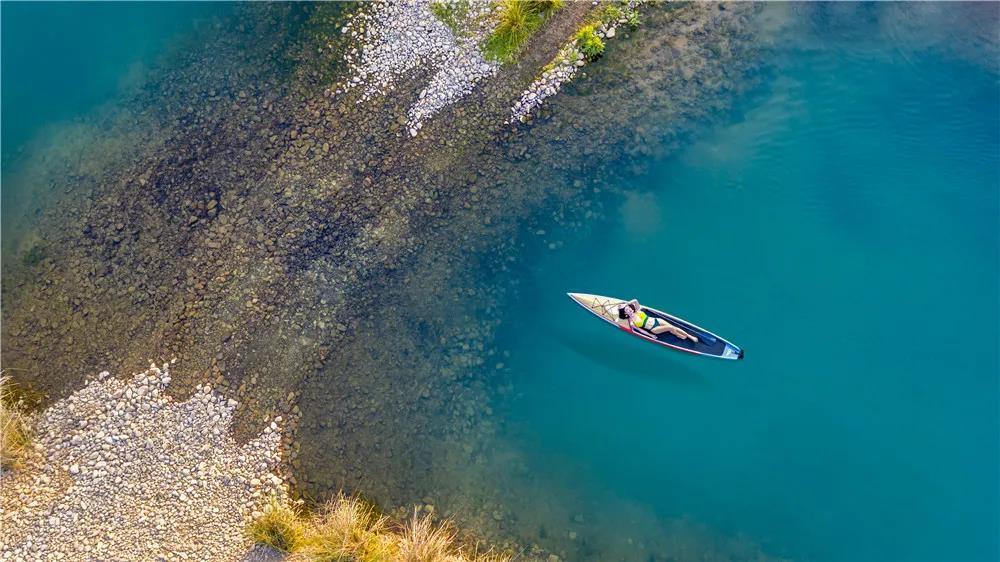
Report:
567,292,744,360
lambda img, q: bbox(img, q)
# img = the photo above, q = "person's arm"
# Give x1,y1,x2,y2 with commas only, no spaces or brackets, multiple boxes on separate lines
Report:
623,300,641,330
619,307,636,331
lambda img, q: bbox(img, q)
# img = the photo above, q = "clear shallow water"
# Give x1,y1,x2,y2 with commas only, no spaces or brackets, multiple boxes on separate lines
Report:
1,1,233,264
494,8,999,562
0,1,231,162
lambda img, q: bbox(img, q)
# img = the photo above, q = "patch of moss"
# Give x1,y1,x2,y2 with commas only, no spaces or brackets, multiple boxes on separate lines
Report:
21,244,47,268
481,0,565,64
430,0,474,37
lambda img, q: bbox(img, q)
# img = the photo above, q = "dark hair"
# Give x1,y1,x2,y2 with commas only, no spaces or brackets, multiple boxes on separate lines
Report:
618,305,633,319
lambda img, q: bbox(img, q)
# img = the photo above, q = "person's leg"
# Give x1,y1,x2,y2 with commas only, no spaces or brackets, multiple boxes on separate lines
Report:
653,322,699,343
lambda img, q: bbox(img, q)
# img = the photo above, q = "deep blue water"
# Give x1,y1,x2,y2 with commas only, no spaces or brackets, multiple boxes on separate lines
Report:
495,7,999,561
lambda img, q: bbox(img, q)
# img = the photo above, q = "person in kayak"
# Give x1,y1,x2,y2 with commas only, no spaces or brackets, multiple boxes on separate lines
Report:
618,300,699,343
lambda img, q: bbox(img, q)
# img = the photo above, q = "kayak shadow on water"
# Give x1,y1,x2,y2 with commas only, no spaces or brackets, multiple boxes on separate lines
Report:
554,330,712,389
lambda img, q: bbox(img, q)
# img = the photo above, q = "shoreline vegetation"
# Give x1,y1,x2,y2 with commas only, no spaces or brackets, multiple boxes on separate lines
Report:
427,0,566,64
0,363,514,561
480,0,565,64
510,0,642,122
2,1,773,560
247,496,512,562
0,374,34,472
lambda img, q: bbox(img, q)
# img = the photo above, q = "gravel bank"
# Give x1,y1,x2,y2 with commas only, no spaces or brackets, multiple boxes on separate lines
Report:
334,0,499,136
0,362,285,562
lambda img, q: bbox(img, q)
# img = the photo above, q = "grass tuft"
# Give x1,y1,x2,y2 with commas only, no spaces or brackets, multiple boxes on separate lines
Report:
248,495,513,562
482,0,565,64
295,494,395,562
395,509,457,562
0,375,32,472
248,500,307,553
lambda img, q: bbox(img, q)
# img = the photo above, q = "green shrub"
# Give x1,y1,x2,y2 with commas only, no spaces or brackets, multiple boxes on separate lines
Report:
574,24,605,60
625,8,641,29
602,4,623,23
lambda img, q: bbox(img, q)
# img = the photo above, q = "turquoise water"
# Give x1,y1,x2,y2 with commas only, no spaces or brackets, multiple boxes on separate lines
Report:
1,2,231,162
495,8,999,561
2,3,997,561
1,1,233,260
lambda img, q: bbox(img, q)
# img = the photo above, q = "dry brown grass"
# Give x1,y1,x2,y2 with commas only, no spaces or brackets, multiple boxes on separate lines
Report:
248,495,513,562
0,375,32,472
395,508,457,562
462,553,513,562
247,500,307,553
293,494,395,562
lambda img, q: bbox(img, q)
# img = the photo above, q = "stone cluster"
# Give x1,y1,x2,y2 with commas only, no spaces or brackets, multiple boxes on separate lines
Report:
333,0,499,137
509,46,585,124
0,362,285,562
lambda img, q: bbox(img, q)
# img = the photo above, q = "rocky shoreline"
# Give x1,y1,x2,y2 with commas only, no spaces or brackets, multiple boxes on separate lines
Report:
2,2,771,560
0,363,285,561
334,0,500,136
